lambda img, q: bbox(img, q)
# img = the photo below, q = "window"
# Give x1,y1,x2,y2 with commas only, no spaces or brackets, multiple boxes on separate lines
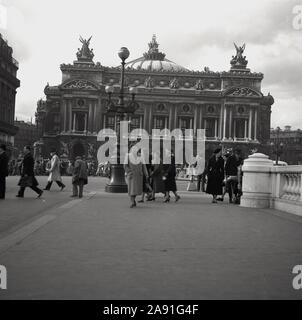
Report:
178,117,193,134
130,116,143,131
234,119,246,139
205,118,216,138
153,116,168,130
106,115,115,130
73,112,87,132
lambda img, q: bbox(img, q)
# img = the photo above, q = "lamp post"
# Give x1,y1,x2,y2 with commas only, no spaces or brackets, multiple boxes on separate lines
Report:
104,47,139,193
270,126,284,165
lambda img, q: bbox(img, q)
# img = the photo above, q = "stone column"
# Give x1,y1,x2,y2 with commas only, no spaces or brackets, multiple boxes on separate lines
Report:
168,105,173,131
68,100,72,132
248,107,253,139
254,108,258,140
61,99,66,133
229,108,233,138
143,105,149,132
223,105,227,139
148,106,153,133
88,101,93,133
240,153,273,208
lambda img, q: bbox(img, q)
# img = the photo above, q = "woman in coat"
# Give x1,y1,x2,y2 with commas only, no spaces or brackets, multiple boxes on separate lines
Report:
162,153,180,202
149,152,165,201
124,149,149,208
205,148,225,203
44,149,65,191
71,156,88,198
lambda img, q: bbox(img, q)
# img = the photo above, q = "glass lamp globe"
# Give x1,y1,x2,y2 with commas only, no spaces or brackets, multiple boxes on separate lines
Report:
118,47,130,61
105,85,114,94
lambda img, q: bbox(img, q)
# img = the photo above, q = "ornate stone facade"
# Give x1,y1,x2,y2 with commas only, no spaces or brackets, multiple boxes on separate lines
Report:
36,35,274,160
0,34,20,152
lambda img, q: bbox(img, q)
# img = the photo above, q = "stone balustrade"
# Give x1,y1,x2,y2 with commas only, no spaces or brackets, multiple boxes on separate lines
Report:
240,153,302,216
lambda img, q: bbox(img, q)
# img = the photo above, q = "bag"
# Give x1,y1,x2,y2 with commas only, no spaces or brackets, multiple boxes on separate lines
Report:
187,180,197,191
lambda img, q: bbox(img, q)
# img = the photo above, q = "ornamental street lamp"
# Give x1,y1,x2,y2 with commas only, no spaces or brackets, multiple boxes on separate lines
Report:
270,126,284,165
104,47,139,193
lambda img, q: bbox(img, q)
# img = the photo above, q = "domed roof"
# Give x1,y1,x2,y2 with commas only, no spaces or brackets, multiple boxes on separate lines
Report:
125,35,189,72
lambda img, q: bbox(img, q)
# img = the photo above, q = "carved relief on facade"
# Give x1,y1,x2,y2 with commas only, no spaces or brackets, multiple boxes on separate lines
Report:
169,78,179,89
144,76,154,88
62,80,98,90
226,87,261,97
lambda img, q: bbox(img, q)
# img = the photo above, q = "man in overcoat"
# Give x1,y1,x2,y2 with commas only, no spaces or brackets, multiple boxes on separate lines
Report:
16,146,43,198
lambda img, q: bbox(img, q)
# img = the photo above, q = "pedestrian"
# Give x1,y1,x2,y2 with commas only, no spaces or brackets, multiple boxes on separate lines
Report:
71,156,88,198
44,149,65,191
124,148,149,208
205,148,224,203
16,146,43,198
162,151,180,202
194,153,205,192
225,148,243,203
0,144,9,200
138,150,153,203
149,151,165,201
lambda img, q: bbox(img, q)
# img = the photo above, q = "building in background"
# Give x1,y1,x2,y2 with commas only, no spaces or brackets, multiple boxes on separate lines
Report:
0,33,20,154
14,119,38,157
270,126,302,165
35,35,274,161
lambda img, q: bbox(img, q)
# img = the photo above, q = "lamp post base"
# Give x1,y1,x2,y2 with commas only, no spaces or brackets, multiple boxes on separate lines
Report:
105,164,128,193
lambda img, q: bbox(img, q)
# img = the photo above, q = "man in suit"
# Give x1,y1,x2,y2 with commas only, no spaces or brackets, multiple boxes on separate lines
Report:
0,144,9,199
16,146,43,198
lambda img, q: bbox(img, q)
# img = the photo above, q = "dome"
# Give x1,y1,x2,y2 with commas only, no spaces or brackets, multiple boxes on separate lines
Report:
124,35,189,72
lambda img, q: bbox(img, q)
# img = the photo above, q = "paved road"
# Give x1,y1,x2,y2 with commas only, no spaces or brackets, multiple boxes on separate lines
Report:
0,176,302,299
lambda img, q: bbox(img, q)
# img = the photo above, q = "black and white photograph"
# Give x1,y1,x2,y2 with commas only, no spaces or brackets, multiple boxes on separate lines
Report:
0,0,302,315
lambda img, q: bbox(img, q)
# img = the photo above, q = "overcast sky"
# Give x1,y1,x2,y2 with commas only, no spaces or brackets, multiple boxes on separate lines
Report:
1,0,302,129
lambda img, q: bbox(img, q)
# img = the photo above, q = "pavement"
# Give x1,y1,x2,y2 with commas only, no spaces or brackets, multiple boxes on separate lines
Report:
0,176,302,299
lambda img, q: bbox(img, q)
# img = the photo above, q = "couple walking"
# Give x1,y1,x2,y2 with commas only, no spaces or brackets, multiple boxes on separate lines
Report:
44,149,87,198
124,149,180,208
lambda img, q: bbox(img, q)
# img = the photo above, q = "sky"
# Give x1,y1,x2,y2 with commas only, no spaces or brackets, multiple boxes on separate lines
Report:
1,0,302,129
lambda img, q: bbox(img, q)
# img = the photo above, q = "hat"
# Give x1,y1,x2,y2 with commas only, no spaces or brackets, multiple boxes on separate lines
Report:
213,148,221,154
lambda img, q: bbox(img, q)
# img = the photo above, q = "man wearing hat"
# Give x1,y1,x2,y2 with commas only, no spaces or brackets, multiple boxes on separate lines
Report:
0,144,9,199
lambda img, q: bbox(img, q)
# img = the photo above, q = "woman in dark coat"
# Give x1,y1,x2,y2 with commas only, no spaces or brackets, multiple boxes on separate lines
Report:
16,146,43,198
149,152,165,200
162,154,180,202
206,148,224,203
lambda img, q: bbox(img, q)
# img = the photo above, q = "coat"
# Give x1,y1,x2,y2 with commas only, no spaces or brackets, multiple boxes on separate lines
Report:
162,160,177,192
47,154,62,182
0,152,8,179
150,163,165,194
124,161,148,196
205,155,224,195
72,159,88,185
18,153,39,187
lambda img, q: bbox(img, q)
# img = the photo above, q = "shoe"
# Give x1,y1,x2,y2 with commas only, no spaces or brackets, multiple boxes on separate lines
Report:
130,203,136,208
138,200,144,203
175,195,180,202
164,197,170,203
212,199,217,203
79,195,83,198
16,194,24,198
37,191,43,198
217,197,224,201
61,185,65,191
147,197,155,201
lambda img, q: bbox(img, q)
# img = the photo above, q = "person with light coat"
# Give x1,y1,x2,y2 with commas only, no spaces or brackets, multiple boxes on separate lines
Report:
44,149,65,191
